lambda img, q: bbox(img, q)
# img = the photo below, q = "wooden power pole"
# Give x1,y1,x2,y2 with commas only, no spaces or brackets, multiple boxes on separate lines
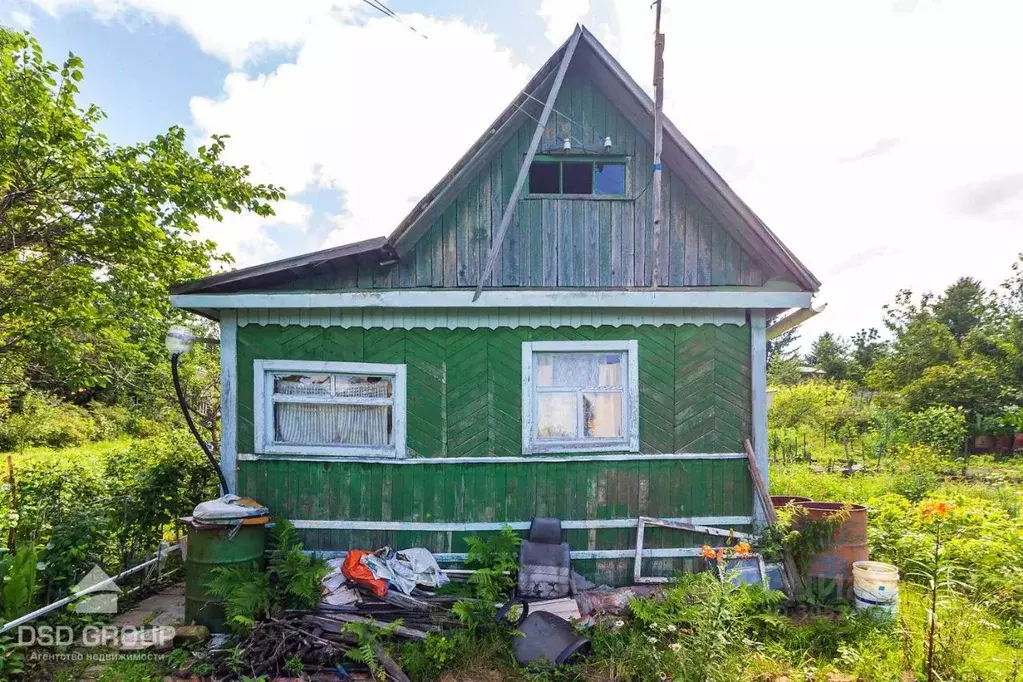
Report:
650,0,665,288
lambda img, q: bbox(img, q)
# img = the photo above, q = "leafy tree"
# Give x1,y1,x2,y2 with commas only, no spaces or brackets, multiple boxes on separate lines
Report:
849,327,888,383
869,290,958,391
807,332,851,381
901,356,1003,422
0,29,282,406
933,277,991,342
1001,253,1023,313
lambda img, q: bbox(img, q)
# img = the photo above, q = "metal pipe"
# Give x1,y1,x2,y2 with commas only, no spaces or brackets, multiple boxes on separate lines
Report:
766,303,827,340
171,352,229,495
0,545,180,634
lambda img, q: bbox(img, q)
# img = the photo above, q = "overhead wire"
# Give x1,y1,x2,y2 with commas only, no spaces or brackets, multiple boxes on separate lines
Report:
521,90,603,147
360,0,428,39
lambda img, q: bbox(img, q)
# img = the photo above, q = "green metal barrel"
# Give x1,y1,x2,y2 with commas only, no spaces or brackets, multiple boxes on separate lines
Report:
184,520,267,632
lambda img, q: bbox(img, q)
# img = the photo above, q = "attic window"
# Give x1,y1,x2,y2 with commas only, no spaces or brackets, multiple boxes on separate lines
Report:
529,162,560,194
527,157,627,196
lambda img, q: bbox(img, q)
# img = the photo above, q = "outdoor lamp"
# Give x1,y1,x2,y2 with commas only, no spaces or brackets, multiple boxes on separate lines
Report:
165,325,230,496
165,325,195,355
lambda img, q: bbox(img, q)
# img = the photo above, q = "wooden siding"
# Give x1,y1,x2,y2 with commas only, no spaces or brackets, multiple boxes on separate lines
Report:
236,323,752,457
267,68,765,291
239,457,753,584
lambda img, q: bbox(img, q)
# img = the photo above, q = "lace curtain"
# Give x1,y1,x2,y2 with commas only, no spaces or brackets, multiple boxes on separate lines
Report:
535,352,624,440
272,373,392,446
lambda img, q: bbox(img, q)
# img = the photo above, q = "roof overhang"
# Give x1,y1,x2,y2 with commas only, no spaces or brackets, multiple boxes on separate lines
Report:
172,287,812,314
171,237,393,296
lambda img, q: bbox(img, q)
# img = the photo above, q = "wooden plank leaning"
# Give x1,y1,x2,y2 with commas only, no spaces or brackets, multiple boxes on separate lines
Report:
472,28,582,301
744,438,804,596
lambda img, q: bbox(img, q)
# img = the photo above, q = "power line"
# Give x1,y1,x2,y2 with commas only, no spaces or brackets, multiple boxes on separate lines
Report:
360,0,427,39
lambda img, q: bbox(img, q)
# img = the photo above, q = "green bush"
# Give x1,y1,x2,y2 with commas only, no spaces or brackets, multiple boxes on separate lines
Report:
0,391,98,450
899,405,967,457
0,432,217,614
87,403,133,441
769,381,875,438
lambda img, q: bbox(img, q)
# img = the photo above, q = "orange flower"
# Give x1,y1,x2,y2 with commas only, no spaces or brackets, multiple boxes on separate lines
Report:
733,542,752,557
700,545,717,560
921,501,955,519
716,547,726,562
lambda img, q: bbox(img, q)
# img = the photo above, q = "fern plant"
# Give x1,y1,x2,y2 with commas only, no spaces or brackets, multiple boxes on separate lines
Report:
204,518,328,633
463,525,520,603
343,618,403,682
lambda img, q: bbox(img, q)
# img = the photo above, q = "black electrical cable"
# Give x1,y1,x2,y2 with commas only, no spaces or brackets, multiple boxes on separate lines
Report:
171,352,230,496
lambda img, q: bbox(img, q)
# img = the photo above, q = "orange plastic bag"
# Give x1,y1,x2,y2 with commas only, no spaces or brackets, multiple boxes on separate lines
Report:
342,550,388,597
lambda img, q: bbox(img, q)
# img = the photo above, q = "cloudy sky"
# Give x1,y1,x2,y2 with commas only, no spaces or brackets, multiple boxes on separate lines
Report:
5,0,1022,345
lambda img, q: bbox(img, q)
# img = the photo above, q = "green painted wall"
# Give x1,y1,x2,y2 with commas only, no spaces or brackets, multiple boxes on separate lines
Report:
265,68,766,292
236,323,752,457
239,457,752,585
235,321,754,584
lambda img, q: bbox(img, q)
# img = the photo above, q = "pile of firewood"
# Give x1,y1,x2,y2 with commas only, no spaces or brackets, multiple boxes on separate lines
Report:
212,594,466,681
230,615,351,679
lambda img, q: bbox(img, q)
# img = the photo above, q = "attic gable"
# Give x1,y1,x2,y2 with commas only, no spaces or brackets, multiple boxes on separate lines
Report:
172,26,817,297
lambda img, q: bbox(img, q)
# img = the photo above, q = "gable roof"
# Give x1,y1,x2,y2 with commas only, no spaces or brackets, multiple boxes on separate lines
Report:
173,26,818,297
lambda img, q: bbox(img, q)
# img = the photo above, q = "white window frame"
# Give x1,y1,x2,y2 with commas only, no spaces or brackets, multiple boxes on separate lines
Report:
253,359,407,459
521,340,639,454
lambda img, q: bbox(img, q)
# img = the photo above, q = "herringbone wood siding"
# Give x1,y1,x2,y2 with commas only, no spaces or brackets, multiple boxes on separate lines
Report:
236,324,751,456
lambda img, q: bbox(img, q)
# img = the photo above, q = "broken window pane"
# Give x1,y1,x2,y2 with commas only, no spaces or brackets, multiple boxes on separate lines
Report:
334,375,391,398
274,374,332,396
529,162,560,194
561,162,592,194
594,162,626,195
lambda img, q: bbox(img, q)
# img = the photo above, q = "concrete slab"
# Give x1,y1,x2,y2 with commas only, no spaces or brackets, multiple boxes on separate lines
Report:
113,582,186,628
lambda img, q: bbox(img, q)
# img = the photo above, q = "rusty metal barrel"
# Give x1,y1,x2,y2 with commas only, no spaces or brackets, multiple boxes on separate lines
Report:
795,501,868,598
771,495,812,509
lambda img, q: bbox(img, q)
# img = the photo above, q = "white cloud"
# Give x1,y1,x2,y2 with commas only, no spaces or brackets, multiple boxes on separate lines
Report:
29,0,360,67
9,9,34,28
198,199,312,268
536,0,589,45
189,14,529,248
601,0,1023,346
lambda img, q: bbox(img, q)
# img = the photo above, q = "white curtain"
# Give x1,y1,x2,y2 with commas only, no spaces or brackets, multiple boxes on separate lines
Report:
275,403,390,446
273,374,391,446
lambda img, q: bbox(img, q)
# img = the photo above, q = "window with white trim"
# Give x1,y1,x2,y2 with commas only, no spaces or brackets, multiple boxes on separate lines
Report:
521,341,639,454
254,360,406,458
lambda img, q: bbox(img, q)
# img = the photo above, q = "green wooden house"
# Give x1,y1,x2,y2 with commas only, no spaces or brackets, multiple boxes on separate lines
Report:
172,26,819,584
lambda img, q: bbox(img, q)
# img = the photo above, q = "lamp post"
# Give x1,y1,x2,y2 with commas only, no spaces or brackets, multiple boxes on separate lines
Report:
166,325,230,496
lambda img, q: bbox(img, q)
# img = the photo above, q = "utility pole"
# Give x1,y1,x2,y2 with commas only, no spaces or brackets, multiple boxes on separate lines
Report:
650,0,665,288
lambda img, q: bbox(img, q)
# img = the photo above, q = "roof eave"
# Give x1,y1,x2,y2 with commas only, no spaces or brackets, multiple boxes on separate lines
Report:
170,236,393,296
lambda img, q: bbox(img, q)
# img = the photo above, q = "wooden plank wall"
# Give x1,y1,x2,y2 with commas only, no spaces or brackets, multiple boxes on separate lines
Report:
269,68,766,292
239,457,753,585
235,323,752,457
